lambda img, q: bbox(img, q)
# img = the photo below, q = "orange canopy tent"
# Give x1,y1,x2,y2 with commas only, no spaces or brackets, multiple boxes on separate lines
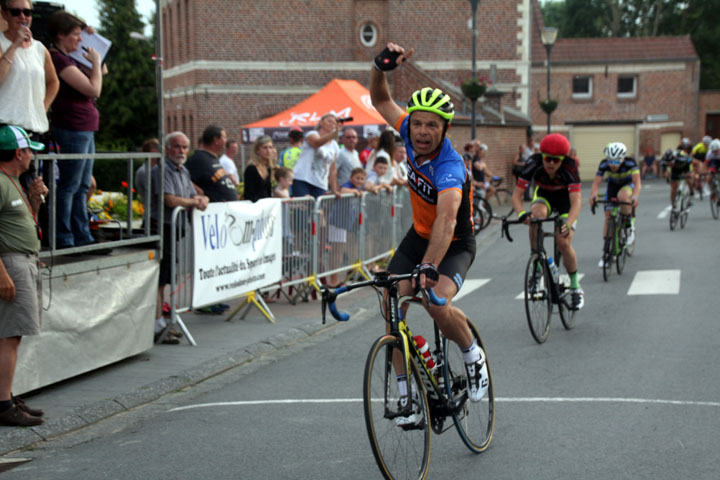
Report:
241,79,389,143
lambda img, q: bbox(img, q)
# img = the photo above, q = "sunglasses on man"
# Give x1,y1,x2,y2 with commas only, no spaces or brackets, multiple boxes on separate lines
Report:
5,8,33,17
542,153,564,164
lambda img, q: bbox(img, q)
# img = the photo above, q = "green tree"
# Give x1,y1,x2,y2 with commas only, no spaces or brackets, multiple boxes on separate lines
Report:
95,0,157,151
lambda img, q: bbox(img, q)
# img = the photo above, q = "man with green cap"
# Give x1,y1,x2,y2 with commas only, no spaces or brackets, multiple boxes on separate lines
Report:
0,124,48,426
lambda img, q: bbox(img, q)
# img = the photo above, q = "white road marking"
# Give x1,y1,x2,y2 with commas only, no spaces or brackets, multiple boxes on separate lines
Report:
515,273,584,299
454,278,490,301
628,269,681,295
657,205,672,219
167,396,720,413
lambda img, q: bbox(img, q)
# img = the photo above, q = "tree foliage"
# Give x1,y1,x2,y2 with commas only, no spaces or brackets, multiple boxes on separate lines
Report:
541,0,720,89
95,0,157,151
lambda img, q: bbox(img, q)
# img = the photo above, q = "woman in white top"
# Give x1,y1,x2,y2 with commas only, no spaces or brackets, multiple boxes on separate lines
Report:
291,113,340,198
0,0,59,133
365,130,396,185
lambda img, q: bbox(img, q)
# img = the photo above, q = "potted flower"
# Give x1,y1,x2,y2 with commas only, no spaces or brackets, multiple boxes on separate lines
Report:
539,98,558,114
460,78,488,102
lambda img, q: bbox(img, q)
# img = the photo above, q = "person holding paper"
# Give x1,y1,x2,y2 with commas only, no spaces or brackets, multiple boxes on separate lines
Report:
47,11,106,249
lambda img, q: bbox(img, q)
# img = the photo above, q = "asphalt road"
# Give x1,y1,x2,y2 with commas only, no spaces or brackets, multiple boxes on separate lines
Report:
4,180,720,480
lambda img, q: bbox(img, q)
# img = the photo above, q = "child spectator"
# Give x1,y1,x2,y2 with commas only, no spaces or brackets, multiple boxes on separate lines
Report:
273,166,293,198
340,167,366,196
365,156,393,194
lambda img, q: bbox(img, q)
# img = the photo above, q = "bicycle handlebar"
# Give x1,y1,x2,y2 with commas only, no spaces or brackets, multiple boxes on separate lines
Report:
501,214,562,243
321,272,446,324
591,198,634,215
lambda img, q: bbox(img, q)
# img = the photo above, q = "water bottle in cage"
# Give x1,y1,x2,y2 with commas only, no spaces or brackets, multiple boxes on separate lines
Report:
547,257,559,284
414,335,436,371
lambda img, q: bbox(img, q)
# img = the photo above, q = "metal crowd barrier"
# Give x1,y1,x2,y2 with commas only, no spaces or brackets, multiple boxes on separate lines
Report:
156,206,196,345
276,196,316,303
361,190,396,276
394,186,413,246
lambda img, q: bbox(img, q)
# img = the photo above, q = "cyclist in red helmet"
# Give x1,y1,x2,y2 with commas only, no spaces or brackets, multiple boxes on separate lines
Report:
511,133,584,310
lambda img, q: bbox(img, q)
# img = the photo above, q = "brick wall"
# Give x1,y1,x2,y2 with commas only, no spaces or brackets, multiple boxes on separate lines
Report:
699,90,720,138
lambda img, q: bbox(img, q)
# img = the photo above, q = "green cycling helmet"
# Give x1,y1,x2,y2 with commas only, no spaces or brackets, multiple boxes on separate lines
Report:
407,87,454,122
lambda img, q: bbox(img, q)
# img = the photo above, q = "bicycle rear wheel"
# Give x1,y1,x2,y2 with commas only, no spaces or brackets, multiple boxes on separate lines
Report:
710,179,719,220
602,221,614,282
472,204,484,235
680,190,689,229
442,318,494,453
556,274,575,330
615,222,627,275
524,253,552,343
480,198,493,229
363,335,431,480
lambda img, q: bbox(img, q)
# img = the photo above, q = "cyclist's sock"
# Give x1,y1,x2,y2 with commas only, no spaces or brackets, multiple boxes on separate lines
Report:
569,271,580,289
396,375,408,397
461,341,481,364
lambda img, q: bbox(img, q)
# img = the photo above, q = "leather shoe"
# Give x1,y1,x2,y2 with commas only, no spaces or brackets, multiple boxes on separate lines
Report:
0,405,43,427
12,395,43,417
154,331,180,345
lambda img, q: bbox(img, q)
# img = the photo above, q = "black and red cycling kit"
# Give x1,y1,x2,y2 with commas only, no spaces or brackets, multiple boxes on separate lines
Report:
516,153,581,215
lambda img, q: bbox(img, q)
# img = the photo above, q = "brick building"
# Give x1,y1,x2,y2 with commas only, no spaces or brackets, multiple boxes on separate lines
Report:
160,0,705,181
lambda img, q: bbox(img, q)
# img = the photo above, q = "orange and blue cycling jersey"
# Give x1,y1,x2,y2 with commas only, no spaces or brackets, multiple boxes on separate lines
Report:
394,113,473,239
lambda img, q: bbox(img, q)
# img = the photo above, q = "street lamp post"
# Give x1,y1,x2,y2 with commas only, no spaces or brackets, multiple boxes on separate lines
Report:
541,27,558,134
469,0,479,139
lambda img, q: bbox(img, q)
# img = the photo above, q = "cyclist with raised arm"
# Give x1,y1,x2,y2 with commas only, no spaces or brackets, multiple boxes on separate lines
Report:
369,43,487,420
589,142,641,267
662,148,693,210
511,133,584,310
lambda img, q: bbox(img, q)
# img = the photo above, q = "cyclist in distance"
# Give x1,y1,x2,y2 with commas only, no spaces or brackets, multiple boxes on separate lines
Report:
662,148,693,210
691,135,712,195
589,142,641,267
369,42,488,412
704,138,720,181
511,133,584,310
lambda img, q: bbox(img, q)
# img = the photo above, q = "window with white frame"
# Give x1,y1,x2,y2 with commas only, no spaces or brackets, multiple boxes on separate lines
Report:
572,76,592,98
360,22,377,47
617,75,637,98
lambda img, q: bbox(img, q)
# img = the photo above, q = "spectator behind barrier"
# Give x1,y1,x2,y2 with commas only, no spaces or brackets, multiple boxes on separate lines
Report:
134,137,160,205
243,135,276,202
279,126,303,170
185,125,238,203
292,113,340,198
218,139,239,186
365,129,396,185
273,166,293,199
150,131,208,345
334,127,361,192
47,10,107,250
0,124,48,426
0,0,59,136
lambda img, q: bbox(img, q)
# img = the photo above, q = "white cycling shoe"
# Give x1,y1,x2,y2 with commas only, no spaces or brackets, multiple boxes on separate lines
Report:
464,350,489,403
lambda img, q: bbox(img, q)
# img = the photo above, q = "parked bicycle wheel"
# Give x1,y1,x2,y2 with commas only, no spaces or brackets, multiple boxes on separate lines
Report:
616,221,627,274
479,197,492,229
442,318,494,453
363,335,431,480
524,253,552,343
472,206,485,236
493,188,512,205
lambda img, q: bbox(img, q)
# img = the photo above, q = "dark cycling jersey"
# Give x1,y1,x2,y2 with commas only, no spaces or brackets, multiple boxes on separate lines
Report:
471,158,486,183
517,153,581,194
667,151,692,180
394,113,473,240
595,157,639,187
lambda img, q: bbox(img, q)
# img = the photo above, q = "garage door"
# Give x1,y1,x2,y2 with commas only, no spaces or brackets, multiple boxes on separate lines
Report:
571,125,636,181
660,132,681,156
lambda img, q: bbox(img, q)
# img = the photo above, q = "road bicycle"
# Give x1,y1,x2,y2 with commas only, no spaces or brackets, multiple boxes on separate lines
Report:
669,175,691,231
591,198,634,282
472,177,513,235
708,173,720,220
322,271,494,479
501,214,575,344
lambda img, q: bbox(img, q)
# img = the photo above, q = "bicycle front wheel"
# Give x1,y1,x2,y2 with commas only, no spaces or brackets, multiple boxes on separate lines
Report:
616,221,627,275
556,275,575,330
442,318,494,453
710,179,719,220
363,335,431,480
524,253,552,343
602,226,613,282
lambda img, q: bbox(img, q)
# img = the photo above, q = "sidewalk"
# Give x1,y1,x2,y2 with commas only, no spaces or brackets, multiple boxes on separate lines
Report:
0,223,502,456
0,285,374,455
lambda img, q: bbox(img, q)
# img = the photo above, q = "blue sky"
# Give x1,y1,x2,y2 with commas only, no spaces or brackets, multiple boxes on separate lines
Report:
51,0,156,35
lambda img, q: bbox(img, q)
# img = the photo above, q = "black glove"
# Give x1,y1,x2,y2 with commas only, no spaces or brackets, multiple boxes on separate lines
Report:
415,262,439,283
373,47,403,71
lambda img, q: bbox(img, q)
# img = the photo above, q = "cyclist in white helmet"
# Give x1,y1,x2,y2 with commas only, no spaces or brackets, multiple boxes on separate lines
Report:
590,142,641,267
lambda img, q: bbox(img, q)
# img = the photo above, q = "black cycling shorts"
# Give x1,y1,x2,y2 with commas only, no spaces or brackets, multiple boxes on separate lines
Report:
532,187,571,216
388,227,476,292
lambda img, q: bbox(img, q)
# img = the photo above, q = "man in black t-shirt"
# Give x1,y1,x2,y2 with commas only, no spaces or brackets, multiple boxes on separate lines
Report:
185,125,238,202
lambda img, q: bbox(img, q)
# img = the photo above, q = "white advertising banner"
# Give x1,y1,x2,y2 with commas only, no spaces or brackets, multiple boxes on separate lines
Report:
192,199,282,307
